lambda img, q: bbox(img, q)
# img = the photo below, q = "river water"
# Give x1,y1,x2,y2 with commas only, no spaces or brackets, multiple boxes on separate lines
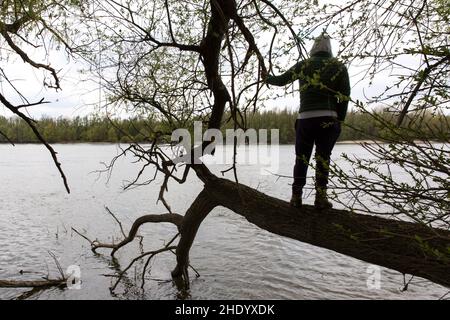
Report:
0,143,447,300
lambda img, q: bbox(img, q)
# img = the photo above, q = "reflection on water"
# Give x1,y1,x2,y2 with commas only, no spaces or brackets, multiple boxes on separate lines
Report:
0,143,447,300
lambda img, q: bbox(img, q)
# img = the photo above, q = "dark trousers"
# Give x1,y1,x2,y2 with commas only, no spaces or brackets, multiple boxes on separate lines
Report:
293,117,341,195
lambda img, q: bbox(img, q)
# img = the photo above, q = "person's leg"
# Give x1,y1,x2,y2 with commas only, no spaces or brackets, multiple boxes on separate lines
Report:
292,119,315,207
314,118,341,208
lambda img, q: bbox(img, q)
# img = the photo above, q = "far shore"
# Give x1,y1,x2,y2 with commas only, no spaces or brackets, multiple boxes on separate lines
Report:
1,140,446,145
336,140,385,144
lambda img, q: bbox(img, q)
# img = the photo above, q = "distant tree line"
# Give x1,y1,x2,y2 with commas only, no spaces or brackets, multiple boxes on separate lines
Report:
0,109,448,144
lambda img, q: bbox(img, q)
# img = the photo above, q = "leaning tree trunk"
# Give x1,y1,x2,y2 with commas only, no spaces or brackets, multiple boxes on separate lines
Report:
171,170,450,289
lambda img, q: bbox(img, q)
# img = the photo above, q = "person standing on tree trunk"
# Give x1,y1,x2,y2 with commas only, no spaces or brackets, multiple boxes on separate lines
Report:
263,34,350,209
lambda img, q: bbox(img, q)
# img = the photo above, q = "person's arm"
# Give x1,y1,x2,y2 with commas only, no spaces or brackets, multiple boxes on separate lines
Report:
336,65,350,122
265,61,303,86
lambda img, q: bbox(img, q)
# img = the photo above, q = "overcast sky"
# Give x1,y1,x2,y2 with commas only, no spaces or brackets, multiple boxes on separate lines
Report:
0,24,397,119
0,43,394,118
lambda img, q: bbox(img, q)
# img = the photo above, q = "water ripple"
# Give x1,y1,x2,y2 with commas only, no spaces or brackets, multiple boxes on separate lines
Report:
0,144,447,300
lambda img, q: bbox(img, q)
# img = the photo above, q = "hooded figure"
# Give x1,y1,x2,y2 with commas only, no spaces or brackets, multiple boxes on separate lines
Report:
265,34,350,209
310,33,333,56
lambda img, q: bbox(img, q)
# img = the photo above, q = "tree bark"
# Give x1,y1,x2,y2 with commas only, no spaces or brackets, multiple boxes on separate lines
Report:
172,189,218,288
203,176,450,288
170,170,450,289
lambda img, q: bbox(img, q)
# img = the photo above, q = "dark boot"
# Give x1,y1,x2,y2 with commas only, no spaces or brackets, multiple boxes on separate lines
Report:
314,189,332,209
290,192,302,208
